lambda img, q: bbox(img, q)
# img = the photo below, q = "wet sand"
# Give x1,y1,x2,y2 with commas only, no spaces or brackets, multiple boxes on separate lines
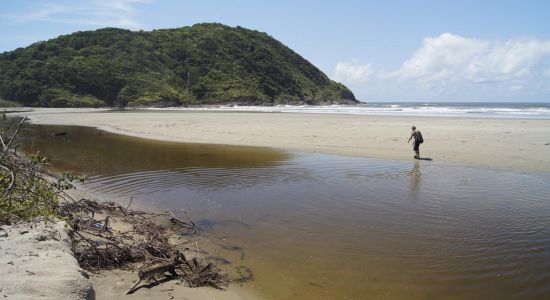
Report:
92,269,254,300
15,108,550,172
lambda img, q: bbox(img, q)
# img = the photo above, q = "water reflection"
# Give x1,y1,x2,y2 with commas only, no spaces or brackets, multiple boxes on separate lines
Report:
20,124,290,176
409,160,422,197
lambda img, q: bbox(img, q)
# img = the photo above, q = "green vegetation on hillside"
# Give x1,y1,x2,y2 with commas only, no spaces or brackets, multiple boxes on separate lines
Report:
0,23,357,107
0,98,20,107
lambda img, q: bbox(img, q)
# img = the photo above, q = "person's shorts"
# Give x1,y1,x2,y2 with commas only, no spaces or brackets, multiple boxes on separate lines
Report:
413,140,420,151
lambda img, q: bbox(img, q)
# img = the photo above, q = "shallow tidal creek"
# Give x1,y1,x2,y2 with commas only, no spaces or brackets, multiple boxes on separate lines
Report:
22,124,550,300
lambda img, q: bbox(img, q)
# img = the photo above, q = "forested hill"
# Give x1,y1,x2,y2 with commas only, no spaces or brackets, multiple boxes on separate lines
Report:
0,23,357,107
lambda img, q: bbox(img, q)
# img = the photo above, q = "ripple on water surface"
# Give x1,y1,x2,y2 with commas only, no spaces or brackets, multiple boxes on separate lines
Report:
22,124,550,300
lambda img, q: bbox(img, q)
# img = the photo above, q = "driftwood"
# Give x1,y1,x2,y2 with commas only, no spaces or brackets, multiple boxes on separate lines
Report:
59,199,197,269
124,249,228,294
59,198,230,294
125,251,185,295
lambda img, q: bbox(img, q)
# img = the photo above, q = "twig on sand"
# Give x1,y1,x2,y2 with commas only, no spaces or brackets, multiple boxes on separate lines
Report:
195,241,201,262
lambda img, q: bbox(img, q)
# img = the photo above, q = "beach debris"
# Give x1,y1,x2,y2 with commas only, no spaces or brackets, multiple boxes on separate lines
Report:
309,281,324,288
60,199,195,269
35,234,48,241
59,198,229,294
92,218,108,230
232,266,254,283
0,228,7,238
125,251,185,294
0,118,234,296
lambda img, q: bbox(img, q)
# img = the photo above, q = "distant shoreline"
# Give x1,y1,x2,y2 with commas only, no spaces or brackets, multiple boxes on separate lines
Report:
138,102,550,119
7,101,550,119
12,107,550,173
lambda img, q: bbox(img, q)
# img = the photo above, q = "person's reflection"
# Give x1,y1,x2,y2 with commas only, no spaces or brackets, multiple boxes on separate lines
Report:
409,160,421,196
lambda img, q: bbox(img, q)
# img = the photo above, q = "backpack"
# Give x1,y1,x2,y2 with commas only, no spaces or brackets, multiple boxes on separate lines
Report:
417,131,424,143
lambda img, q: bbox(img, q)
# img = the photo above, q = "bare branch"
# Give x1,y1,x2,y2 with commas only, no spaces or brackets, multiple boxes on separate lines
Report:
0,116,26,161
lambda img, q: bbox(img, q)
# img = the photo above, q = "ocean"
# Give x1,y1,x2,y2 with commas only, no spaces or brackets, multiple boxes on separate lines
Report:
150,102,550,119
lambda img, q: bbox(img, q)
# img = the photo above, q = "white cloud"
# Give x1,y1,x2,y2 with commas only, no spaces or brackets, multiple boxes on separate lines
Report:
3,0,151,29
387,33,550,88
335,34,550,100
333,60,374,83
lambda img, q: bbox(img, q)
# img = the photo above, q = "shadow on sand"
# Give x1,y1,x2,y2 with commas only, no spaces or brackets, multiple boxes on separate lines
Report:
416,157,433,161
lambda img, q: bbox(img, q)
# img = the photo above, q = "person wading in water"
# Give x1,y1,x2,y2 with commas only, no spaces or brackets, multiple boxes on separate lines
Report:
407,126,423,159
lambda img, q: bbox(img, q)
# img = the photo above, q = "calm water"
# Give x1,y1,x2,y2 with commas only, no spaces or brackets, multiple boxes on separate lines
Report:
22,124,550,299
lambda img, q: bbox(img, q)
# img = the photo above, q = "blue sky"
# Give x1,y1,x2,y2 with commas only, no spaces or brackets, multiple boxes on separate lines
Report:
1,0,550,102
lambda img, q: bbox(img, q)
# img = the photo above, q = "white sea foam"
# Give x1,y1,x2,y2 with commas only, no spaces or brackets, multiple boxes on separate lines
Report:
145,103,550,119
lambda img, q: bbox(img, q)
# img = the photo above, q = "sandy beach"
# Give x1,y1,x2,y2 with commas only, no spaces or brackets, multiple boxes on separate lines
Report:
0,220,95,300
6,107,550,299
14,108,550,173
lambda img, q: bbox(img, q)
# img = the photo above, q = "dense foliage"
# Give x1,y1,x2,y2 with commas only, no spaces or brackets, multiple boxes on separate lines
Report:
0,23,357,107
0,117,82,223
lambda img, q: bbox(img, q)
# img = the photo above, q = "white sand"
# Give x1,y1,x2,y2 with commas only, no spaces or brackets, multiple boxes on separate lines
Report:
14,107,550,172
0,219,94,300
